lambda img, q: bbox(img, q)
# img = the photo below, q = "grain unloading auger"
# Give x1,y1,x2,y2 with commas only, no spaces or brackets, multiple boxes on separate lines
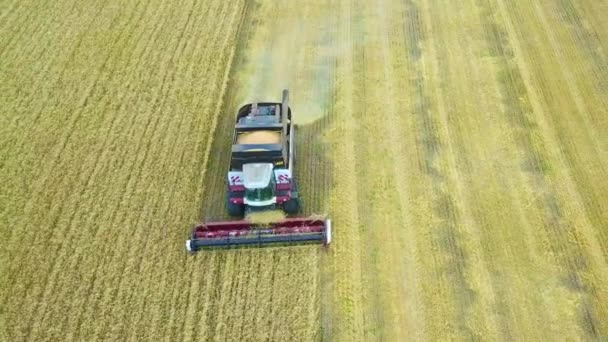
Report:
186,89,331,252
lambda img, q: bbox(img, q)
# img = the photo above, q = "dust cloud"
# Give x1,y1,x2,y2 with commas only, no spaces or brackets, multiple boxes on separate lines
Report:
234,3,354,125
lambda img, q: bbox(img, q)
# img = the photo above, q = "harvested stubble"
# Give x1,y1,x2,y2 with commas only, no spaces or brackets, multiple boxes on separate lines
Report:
246,210,286,225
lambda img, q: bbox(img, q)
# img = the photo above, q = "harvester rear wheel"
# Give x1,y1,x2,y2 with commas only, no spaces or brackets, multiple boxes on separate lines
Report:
283,180,300,214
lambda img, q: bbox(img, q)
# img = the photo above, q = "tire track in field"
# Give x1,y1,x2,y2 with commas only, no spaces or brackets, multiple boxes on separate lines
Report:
466,0,604,338
533,0,608,255
478,1,597,338
421,0,524,339
441,0,548,339
528,2,608,336
472,0,560,338
476,1,584,338
412,0,485,338
569,0,608,55
322,0,366,339
188,1,335,339
343,1,426,339
435,0,575,338
502,0,608,272
551,0,608,99
430,0,542,338
494,0,608,337
508,0,608,258
532,2,608,161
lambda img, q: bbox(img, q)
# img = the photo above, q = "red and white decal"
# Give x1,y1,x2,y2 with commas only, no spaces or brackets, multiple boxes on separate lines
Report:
228,171,244,186
274,169,291,184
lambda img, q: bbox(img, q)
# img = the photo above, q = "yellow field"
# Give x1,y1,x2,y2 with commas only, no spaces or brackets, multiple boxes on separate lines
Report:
1,0,607,341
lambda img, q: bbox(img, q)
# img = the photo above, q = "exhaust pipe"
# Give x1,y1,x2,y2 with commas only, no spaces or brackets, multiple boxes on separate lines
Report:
282,89,289,118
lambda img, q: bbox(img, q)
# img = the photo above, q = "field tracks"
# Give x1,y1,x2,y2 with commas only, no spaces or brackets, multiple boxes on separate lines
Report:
475,0,562,337
532,1,607,162
193,0,331,339
550,0,608,104
415,0,491,338
497,0,608,270
365,0,427,338
489,0,608,337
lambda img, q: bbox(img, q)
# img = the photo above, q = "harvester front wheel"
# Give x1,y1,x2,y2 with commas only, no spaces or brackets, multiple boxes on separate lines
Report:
283,181,300,214
283,198,300,214
226,194,245,217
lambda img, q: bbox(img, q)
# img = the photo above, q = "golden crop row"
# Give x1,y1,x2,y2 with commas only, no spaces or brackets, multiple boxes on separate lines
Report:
1,0,250,340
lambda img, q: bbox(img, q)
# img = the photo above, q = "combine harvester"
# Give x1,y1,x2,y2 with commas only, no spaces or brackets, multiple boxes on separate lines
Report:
186,90,331,252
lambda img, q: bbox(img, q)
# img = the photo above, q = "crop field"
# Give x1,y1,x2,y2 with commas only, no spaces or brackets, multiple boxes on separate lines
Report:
1,0,607,341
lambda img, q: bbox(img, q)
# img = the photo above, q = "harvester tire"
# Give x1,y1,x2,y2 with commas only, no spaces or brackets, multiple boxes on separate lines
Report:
226,195,245,217
283,198,300,214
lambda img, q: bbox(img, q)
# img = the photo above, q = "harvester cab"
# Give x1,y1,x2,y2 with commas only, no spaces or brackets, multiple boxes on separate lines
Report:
241,163,286,212
186,90,331,252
